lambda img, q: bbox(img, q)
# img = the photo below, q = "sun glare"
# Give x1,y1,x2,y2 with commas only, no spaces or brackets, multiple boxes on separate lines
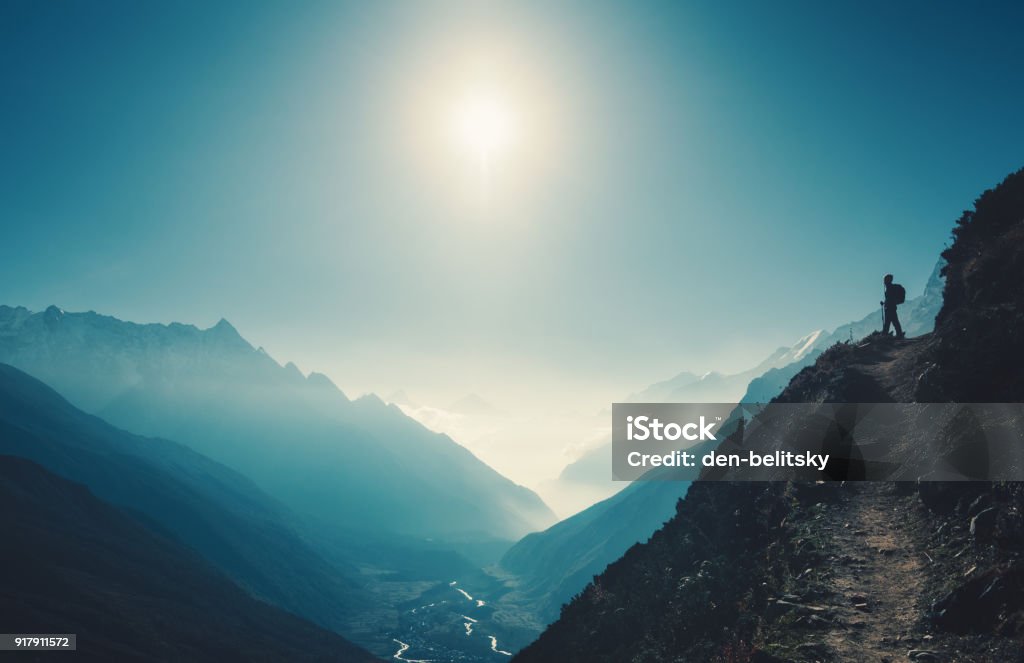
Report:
403,44,560,208
452,89,517,167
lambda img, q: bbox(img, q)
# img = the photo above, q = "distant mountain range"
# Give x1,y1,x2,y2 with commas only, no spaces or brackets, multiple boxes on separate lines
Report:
626,329,826,404
0,453,380,662
0,306,555,548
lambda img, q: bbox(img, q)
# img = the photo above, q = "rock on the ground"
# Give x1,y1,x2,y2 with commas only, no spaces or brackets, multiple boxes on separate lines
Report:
970,507,998,543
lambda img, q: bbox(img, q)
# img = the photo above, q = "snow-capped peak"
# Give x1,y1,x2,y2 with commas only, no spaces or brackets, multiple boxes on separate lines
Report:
790,329,824,362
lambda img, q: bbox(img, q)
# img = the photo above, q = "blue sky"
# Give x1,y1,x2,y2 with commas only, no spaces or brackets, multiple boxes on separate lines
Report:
3,0,1023,411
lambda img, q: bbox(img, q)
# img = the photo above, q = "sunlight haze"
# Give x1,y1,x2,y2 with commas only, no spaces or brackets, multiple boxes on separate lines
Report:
4,1,1024,512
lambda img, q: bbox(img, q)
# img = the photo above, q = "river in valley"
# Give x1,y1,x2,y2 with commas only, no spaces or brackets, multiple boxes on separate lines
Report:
389,579,516,662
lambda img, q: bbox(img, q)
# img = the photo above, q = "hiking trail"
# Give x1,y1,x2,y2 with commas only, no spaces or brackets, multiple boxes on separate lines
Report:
818,483,934,662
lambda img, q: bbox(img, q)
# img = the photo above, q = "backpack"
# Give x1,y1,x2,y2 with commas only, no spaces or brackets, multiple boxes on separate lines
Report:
891,283,906,305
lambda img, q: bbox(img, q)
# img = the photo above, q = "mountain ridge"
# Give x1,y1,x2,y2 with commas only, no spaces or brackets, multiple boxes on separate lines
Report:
514,169,1024,662
496,278,944,641
0,305,555,544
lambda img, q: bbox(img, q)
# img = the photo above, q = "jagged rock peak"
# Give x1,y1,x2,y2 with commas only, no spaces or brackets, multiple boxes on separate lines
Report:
209,318,238,334
43,305,64,322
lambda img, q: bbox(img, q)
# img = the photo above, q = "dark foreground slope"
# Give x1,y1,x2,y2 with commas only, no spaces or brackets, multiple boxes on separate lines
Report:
497,481,691,628
494,267,947,641
0,455,380,663
0,362,373,640
496,439,723,635
515,480,795,662
516,170,1024,662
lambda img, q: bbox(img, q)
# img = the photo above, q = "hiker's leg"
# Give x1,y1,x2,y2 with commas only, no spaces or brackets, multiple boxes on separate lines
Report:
882,309,892,335
893,310,904,338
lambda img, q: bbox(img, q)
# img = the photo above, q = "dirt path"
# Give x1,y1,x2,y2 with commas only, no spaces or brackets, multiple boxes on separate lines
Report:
818,483,935,662
855,335,934,401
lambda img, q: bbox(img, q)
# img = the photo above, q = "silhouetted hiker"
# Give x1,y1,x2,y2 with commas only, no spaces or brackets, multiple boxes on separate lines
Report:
880,274,905,339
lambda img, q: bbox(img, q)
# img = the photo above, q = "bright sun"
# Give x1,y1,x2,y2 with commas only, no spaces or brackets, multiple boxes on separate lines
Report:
452,89,517,167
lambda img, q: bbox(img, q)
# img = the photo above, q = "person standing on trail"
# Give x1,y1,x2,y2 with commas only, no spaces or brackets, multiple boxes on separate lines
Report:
881,274,905,339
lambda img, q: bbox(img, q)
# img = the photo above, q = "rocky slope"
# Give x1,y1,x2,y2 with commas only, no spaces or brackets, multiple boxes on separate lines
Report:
0,362,373,638
496,271,946,642
0,454,381,663
514,169,1024,662
497,481,692,628
630,265,944,408
739,258,945,404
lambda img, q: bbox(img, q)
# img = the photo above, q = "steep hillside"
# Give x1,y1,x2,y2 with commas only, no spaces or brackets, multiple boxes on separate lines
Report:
515,481,796,662
0,308,554,544
738,258,944,404
772,167,1023,406
0,455,380,663
502,274,945,639
494,436,722,645
497,275,945,643
497,481,691,626
515,169,1024,662
0,363,374,642
577,271,943,490
627,269,942,408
